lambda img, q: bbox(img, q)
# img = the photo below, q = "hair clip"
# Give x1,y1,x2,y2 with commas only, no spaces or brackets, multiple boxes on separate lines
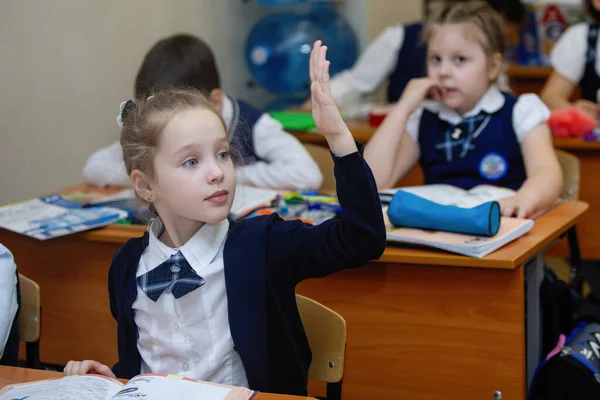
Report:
116,100,136,128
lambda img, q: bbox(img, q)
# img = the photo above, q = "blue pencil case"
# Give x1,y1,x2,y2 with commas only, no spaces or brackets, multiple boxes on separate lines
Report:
387,190,501,237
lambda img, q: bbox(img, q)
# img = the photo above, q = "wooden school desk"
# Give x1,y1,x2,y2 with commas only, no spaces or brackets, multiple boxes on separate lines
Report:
505,63,553,96
292,126,599,259
0,192,587,400
0,367,315,400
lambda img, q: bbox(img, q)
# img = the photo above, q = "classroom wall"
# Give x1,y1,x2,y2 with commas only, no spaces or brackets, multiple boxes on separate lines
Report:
364,0,424,101
0,0,270,204
0,0,421,204
367,0,423,39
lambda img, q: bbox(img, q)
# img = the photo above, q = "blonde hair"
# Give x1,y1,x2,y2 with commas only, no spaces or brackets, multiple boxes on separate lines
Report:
119,87,227,211
423,1,506,56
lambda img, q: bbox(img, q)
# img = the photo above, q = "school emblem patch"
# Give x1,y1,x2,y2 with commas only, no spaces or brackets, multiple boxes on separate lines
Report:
479,153,507,181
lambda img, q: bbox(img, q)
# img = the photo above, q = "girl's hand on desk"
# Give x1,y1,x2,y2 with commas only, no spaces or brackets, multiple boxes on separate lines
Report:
498,195,536,219
573,99,599,118
64,360,116,378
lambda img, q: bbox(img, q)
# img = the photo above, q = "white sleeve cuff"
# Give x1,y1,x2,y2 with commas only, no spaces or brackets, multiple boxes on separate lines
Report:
550,23,588,84
512,94,551,142
242,114,323,190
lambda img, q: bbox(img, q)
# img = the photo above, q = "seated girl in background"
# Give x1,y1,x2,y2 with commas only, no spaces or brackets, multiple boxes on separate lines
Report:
63,41,386,396
541,0,600,117
364,1,562,219
83,34,323,190
319,0,525,107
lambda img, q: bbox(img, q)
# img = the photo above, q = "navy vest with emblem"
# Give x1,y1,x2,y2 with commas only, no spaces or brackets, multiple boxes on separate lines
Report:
228,97,264,166
0,272,20,366
387,22,427,103
580,23,600,102
418,93,527,191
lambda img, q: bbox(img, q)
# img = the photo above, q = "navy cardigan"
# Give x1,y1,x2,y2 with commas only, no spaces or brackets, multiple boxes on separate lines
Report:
108,144,386,396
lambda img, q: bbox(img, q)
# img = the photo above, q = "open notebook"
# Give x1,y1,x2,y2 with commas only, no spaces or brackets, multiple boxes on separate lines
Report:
379,184,516,208
0,373,256,400
385,209,534,258
230,185,280,220
0,196,127,240
381,184,536,258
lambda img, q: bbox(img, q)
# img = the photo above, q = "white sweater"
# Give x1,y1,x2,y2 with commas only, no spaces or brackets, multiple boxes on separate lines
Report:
83,96,323,190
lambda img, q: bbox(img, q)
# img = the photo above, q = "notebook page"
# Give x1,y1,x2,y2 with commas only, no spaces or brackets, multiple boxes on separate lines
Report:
457,185,516,208
386,217,534,258
389,184,468,206
230,185,279,219
114,374,254,400
0,375,123,400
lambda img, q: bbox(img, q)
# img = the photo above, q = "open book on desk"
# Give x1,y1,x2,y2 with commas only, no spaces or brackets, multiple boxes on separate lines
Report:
379,184,516,208
0,373,256,400
58,187,135,207
0,195,128,240
230,185,280,220
380,184,558,220
381,184,536,258
385,210,534,258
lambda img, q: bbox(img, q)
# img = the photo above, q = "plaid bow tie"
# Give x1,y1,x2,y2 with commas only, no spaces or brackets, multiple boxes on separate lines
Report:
137,251,205,302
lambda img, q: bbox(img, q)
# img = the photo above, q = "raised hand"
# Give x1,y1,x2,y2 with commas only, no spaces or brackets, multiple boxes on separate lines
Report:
310,41,346,137
309,41,356,156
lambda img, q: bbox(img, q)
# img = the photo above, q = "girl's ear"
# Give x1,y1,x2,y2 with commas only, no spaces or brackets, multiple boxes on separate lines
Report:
131,169,155,204
210,89,224,111
487,52,504,82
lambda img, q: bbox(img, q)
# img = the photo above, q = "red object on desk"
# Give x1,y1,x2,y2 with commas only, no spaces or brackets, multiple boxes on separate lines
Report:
548,108,596,139
368,104,395,127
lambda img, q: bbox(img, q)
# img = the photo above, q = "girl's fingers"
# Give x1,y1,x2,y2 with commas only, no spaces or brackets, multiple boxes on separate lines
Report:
503,206,516,218
310,41,318,82
317,45,326,84
313,41,322,81
322,61,331,95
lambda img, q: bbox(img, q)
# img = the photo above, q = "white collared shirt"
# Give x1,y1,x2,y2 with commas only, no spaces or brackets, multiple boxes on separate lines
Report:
551,22,600,85
405,85,550,143
133,218,249,387
0,244,18,360
82,95,322,190
329,24,511,106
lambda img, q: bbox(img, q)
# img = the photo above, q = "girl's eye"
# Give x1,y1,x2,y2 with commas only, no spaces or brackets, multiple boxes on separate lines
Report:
429,55,441,64
217,151,230,161
454,56,466,64
183,159,199,168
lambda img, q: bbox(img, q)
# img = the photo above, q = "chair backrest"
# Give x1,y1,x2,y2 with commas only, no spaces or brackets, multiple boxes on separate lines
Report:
303,144,336,193
555,149,580,201
18,274,40,343
296,294,346,383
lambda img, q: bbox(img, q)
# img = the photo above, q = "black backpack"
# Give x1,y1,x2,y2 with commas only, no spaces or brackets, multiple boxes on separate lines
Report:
529,322,600,399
